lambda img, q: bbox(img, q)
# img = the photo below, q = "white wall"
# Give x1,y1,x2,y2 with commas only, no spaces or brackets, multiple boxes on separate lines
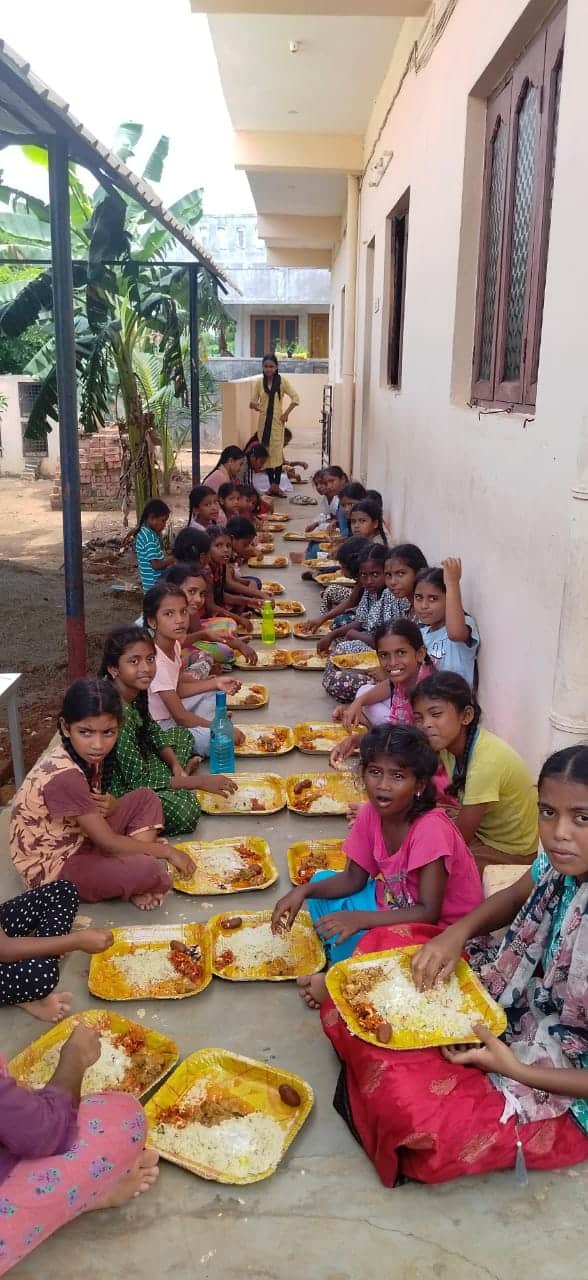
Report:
0,375,59,476
332,0,587,770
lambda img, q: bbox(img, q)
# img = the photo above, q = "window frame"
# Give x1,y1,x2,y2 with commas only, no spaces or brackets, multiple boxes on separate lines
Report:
386,191,410,389
471,5,566,411
250,315,299,358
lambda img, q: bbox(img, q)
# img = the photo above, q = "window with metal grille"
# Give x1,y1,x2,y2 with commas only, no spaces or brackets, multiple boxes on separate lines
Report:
387,191,410,388
18,381,47,456
471,5,566,410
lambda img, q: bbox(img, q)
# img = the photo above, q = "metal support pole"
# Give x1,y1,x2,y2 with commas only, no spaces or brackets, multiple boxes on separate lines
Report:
188,265,201,485
48,136,86,678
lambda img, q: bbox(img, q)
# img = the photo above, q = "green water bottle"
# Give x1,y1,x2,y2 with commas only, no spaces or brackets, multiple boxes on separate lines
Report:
260,599,276,645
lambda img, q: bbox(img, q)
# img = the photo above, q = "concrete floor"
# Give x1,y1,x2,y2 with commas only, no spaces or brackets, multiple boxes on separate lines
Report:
2,498,587,1279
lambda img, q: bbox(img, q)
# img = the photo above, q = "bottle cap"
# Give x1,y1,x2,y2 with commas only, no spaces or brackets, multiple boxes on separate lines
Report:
215,690,227,709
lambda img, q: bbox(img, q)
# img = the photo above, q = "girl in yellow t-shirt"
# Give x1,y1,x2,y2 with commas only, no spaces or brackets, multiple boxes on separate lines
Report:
412,671,538,870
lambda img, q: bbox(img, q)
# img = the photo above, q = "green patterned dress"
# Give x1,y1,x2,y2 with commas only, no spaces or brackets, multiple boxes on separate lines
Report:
110,702,201,836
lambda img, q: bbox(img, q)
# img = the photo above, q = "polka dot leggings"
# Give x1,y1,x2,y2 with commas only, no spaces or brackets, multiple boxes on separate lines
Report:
0,881,80,1007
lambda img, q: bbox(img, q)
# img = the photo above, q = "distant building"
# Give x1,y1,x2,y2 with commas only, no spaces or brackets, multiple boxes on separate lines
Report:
198,215,331,359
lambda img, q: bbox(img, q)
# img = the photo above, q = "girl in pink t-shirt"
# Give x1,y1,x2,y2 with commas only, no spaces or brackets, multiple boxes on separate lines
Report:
271,723,482,1004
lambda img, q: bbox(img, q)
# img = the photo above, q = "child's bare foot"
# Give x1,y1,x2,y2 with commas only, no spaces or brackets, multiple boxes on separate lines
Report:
187,755,203,775
130,891,166,911
93,1149,159,1209
296,974,328,1010
19,990,73,1023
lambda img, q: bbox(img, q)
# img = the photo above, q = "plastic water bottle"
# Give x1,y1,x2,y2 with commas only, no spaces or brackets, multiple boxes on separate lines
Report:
260,599,276,645
209,692,235,774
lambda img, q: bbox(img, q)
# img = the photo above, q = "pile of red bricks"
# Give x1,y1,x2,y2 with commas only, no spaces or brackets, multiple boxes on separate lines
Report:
51,426,123,510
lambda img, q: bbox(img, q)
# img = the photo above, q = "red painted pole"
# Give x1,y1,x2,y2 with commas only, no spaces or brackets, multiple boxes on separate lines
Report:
48,137,86,677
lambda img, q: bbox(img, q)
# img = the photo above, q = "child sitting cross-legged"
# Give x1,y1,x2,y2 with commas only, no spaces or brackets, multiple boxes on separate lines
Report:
271,723,482,995
164,562,257,670
412,671,538,869
331,621,436,766
100,625,237,835
144,580,245,755
0,880,113,1023
134,498,175,592
314,744,588,1189
9,678,194,909
225,515,274,608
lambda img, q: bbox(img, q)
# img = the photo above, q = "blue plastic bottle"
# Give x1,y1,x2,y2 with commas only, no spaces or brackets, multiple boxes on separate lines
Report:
209,691,235,774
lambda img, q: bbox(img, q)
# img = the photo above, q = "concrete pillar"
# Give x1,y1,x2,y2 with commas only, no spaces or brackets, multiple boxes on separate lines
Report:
549,426,588,748
339,174,359,473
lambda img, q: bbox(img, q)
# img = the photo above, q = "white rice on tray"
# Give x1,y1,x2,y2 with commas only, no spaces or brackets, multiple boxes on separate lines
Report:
307,795,346,814
215,923,296,968
212,785,275,811
307,736,339,752
155,1108,284,1177
180,844,245,891
26,1034,131,1091
353,957,481,1039
111,946,180,989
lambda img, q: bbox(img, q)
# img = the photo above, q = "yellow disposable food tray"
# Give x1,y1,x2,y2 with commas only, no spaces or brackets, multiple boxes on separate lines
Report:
198,773,286,815
289,650,328,670
305,557,339,570
314,572,355,586
326,946,508,1050
247,555,289,568
293,722,365,753
227,683,269,709
145,1049,313,1184
287,838,347,885
283,531,314,542
172,837,278,895
8,1009,179,1099
237,618,292,638
209,908,325,980
235,648,291,670
235,724,295,755
88,924,212,1000
263,521,289,532
272,599,305,616
260,513,289,523
332,650,381,670
292,621,332,638
258,580,285,595
255,540,275,551
286,771,364,814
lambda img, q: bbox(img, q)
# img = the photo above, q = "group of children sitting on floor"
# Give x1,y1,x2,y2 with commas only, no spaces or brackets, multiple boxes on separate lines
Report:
1,448,587,1245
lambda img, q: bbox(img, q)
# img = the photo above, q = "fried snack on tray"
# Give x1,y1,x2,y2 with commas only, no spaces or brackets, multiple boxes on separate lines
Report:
227,683,268,709
236,726,294,755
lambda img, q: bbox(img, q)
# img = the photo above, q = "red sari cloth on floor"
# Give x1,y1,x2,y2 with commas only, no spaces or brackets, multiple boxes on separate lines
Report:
320,923,588,1187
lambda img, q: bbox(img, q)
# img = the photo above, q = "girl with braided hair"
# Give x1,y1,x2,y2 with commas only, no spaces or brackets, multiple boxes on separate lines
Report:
100,626,236,835
412,672,538,870
9,678,194,909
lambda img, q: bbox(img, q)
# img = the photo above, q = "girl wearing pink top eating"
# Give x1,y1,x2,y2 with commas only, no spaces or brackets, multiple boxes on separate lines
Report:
271,724,482,1005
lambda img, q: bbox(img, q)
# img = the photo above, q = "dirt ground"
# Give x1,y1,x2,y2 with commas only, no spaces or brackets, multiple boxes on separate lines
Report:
0,459,218,791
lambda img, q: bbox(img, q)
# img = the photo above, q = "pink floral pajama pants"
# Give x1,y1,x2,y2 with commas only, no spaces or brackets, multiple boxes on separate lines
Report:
0,1092,146,1275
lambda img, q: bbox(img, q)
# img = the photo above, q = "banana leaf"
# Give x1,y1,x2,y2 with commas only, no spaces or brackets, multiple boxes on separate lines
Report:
168,189,203,227
24,366,58,439
142,135,170,184
0,263,87,335
112,122,143,164
79,326,112,431
0,187,49,220
0,209,52,244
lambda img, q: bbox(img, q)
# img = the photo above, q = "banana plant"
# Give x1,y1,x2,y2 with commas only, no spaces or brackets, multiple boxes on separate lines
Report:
0,125,231,516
